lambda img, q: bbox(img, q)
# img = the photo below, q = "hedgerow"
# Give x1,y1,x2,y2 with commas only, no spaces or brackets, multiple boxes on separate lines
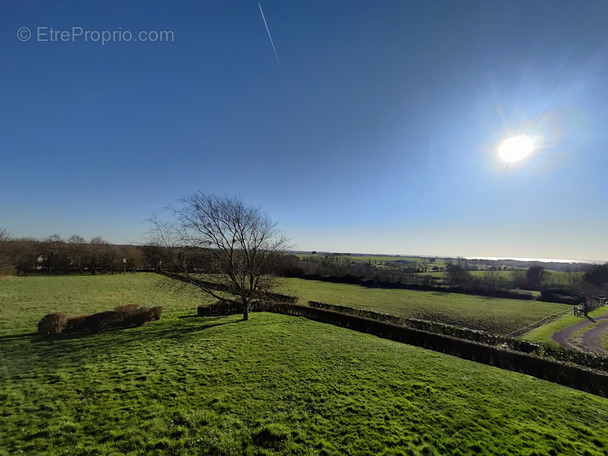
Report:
196,299,608,396
37,312,68,335
306,301,608,371
37,304,162,336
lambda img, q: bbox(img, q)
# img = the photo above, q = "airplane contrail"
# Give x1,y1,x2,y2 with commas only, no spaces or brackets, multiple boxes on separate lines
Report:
258,2,282,70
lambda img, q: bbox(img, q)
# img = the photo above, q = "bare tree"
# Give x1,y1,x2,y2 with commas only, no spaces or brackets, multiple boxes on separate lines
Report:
0,228,11,274
67,235,86,273
40,234,65,272
118,245,145,273
0,227,10,243
148,192,289,320
88,236,115,274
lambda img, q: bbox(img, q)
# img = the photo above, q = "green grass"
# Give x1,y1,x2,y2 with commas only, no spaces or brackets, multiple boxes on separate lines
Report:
0,274,209,335
2,274,608,455
279,278,566,334
415,270,581,281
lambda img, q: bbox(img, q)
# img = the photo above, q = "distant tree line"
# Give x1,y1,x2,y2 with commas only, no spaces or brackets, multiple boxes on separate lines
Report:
271,254,438,285
0,230,149,275
272,254,608,303
2,226,606,304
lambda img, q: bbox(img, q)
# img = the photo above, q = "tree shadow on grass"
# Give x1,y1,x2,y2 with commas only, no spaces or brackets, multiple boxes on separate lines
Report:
0,332,38,342
30,316,239,345
178,314,245,321
1,316,244,375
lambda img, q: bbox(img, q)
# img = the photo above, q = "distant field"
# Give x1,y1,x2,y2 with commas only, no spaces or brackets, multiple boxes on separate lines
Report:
279,278,566,334
296,254,424,262
296,253,448,268
348,255,447,266
1,274,607,455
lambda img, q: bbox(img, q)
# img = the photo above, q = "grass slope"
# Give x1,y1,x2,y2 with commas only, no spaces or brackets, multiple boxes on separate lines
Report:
279,278,565,334
2,274,608,455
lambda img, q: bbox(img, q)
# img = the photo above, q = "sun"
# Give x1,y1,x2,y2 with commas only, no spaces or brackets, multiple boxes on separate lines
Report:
498,135,535,163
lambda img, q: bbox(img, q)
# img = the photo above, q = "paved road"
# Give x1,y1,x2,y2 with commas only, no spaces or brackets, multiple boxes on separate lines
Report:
552,313,608,353
579,321,608,355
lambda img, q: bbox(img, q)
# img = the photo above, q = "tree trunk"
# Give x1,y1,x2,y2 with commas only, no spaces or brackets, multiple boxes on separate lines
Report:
242,301,249,321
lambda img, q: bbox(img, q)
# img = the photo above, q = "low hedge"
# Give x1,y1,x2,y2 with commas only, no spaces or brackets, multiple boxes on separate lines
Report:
308,301,509,344
37,305,163,336
307,301,608,372
538,292,582,305
37,312,69,335
197,300,290,317
198,300,243,317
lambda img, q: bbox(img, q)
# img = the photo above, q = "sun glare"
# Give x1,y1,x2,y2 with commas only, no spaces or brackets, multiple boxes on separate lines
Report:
498,135,535,163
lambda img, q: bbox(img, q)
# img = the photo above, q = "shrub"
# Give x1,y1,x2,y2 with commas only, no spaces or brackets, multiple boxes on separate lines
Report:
114,304,162,326
150,306,163,320
63,312,120,334
64,315,92,334
85,311,121,332
118,308,145,326
37,312,68,335
539,288,583,305
114,304,141,317
41,304,163,336
198,300,243,317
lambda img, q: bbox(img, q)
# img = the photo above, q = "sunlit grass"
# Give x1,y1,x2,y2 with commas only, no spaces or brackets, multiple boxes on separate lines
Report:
0,273,207,335
2,274,608,455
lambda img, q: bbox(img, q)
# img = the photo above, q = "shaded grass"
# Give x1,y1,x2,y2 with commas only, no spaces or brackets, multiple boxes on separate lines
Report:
2,274,608,455
278,278,566,334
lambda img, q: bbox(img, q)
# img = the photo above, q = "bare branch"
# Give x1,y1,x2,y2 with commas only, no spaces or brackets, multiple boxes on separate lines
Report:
0,228,11,243
145,193,289,320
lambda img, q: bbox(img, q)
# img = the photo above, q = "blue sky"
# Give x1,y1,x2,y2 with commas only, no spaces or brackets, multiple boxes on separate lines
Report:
2,1,608,261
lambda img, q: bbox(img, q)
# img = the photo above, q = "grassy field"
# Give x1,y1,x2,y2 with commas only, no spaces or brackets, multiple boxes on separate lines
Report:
278,278,566,334
0,274,209,335
2,274,608,455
